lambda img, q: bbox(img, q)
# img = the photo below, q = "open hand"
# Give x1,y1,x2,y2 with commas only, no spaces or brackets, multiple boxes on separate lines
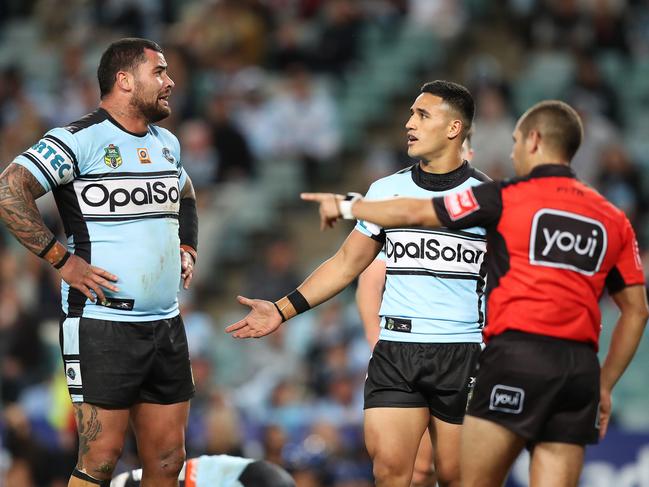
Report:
225,295,283,338
59,254,119,304
598,387,612,440
180,249,195,289
300,193,344,230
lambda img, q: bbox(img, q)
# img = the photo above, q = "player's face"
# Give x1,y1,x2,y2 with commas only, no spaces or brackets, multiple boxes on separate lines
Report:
511,127,527,176
131,49,175,123
405,93,458,162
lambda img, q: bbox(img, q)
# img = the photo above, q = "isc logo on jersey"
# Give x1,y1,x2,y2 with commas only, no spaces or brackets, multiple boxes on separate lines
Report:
530,209,607,275
74,176,180,218
385,230,486,276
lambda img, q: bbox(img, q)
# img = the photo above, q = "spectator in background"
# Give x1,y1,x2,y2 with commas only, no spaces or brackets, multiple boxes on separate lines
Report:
571,103,618,185
266,65,341,184
567,51,621,126
0,67,43,164
470,83,515,179
596,144,649,242
179,119,220,197
205,94,255,182
244,238,301,302
315,0,363,73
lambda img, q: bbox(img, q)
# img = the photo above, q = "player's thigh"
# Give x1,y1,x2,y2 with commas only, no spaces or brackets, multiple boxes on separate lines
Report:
529,442,585,487
364,407,430,467
461,415,525,487
428,416,462,484
130,401,190,460
72,403,130,460
412,431,436,486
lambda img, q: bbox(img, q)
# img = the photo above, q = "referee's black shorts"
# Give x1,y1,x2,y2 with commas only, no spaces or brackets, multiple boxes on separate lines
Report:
467,330,600,445
59,314,195,408
364,340,481,424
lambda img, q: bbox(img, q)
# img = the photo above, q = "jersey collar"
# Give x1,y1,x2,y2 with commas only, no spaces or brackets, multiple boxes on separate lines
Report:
98,108,149,137
411,160,472,191
528,164,576,179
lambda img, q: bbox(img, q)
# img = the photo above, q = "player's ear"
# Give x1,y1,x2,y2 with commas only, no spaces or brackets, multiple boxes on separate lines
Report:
115,70,133,93
447,119,463,140
526,129,541,154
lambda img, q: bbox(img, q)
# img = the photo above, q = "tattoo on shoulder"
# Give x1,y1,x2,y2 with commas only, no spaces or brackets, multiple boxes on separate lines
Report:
0,164,53,254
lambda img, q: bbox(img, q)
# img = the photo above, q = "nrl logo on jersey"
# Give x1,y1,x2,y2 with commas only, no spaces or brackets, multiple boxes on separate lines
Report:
104,144,122,168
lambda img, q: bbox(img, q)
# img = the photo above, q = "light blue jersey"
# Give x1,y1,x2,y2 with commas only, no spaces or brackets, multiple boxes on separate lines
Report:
355,162,489,343
14,108,186,321
111,455,255,486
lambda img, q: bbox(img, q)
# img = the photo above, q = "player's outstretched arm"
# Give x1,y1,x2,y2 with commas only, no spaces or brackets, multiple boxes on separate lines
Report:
301,193,441,229
0,163,118,303
599,284,649,439
356,258,385,349
226,230,382,339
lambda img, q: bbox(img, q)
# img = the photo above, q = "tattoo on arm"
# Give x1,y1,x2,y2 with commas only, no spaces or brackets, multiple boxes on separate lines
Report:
180,176,195,200
0,164,54,255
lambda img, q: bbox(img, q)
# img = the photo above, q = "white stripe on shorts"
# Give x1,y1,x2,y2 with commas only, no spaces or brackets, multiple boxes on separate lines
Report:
62,317,81,355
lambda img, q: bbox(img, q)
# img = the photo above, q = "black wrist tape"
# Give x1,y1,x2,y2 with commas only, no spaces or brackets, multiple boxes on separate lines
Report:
179,198,198,251
273,302,287,322
53,252,71,269
38,236,57,258
287,290,310,315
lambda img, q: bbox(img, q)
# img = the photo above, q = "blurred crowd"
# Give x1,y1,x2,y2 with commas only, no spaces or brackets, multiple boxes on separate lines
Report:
1,1,649,486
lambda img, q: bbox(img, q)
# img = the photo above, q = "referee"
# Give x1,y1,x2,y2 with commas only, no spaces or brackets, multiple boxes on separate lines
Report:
302,100,649,487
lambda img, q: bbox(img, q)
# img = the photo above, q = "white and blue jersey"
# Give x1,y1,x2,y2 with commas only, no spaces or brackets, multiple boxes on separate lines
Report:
355,162,489,344
14,108,186,321
111,455,254,487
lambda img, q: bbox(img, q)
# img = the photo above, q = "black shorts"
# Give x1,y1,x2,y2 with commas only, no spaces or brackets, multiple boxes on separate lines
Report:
364,340,481,424
467,330,600,445
59,314,195,408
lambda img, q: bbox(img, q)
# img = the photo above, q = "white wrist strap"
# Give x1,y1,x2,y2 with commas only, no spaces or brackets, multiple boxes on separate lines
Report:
339,193,362,220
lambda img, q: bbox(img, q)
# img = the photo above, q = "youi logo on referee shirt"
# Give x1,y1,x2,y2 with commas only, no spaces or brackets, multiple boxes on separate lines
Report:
384,229,486,278
530,209,607,275
74,175,180,218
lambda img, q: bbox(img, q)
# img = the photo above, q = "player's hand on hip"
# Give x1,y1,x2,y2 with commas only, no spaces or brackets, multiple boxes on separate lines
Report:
301,193,344,231
58,254,119,304
180,249,195,289
598,387,612,440
225,295,282,338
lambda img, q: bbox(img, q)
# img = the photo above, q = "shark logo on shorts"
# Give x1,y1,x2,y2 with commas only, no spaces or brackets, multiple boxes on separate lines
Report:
67,367,76,381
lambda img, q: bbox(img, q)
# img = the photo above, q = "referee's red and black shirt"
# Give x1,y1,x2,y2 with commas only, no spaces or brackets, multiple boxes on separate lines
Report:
433,163,645,350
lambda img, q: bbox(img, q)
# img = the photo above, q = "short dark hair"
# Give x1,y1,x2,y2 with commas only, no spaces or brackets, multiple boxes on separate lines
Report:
97,38,163,98
518,100,583,161
420,80,475,139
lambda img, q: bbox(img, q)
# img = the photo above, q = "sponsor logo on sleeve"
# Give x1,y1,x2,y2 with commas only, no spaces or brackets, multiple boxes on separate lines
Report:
444,187,480,221
103,144,122,169
489,384,525,414
529,209,607,275
23,139,74,182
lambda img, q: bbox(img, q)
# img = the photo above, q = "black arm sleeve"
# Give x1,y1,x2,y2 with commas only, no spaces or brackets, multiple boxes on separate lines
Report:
179,197,198,251
433,181,503,230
